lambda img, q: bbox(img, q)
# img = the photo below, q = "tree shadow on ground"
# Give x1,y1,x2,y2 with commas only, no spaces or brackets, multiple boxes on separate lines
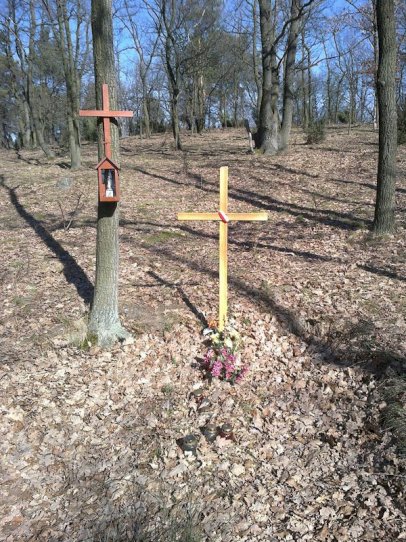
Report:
329,177,406,195
15,150,41,166
134,167,369,231
122,218,406,283
138,241,405,376
0,175,93,304
147,270,208,328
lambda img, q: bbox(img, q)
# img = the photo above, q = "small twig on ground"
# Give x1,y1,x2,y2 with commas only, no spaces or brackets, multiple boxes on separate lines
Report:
58,193,83,231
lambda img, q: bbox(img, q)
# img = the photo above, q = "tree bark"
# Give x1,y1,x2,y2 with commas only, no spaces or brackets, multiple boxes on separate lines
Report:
54,0,81,169
300,28,309,130
162,0,182,150
255,0,279,155
279,0,301,150
88,0,131,346
373,0,397,234
252,0,262,125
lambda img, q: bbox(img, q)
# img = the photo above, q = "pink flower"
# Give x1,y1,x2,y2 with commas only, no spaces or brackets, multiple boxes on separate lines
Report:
211,360,223,378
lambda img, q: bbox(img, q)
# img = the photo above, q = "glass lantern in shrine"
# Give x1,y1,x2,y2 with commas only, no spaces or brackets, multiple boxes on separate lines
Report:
96,157,120,202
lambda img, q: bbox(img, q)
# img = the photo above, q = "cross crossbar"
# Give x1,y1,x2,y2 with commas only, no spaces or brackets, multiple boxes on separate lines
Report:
177,166,268,331
79,83,133,159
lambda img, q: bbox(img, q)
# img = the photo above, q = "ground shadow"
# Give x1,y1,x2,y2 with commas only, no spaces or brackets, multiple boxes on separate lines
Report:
0,175,93,304
140,242,404,375
15,150,41,166
121,217,406,282
134,166,369,231
147,270,208,328
56,161,71,169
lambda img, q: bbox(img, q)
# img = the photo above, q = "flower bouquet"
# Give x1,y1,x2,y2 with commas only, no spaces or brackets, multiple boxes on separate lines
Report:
202,324,248,384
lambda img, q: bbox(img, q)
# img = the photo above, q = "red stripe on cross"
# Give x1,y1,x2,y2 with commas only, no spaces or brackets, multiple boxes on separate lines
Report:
218,211,229,223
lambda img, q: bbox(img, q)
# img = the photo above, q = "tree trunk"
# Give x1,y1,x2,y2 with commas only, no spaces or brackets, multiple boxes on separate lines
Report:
301,29,309,130
252,0,262,125
140,71,151,138
21,100,32,147
162,0,182,150
373,0,397,234
372,0,379,130
255,0,279,155
88,0,131,346
170,85,182,150
196,74,205,134
55,0,81,169
279,0,301,150
27,0,55,158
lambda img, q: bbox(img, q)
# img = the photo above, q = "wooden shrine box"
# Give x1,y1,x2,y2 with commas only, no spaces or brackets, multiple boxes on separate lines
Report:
96,157,120,202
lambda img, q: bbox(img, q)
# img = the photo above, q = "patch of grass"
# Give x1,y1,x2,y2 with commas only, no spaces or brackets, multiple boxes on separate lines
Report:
161,383,174,395
12,295,27,307
10,260,25,269
33,212,46,221
295,214,306,224
143,230,184,245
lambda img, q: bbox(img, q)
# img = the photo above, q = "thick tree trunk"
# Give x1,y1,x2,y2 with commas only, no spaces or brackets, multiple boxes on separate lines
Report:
279,0,301,150
255,0,279,155
373,0,397,234
88,0,131,346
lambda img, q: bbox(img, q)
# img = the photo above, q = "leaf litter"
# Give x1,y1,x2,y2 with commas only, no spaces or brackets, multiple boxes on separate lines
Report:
0,126,405,541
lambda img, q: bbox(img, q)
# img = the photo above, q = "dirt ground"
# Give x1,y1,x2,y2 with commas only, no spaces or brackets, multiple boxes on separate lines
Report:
0,127,405,541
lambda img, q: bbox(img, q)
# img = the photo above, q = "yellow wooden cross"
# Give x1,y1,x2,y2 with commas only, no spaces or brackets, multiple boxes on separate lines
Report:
177,166,268,331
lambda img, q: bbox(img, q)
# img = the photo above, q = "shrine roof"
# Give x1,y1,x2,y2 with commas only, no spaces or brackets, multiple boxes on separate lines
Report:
95,156,120,170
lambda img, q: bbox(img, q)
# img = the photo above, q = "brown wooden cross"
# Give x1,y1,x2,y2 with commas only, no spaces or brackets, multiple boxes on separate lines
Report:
178,166,268,331
79,83,133,159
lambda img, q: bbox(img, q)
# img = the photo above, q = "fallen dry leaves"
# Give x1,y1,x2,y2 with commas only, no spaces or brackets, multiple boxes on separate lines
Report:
0,127,405,541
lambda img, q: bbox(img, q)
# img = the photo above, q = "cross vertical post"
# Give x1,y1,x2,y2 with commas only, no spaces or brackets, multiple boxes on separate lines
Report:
102,84,112,158
177,166,268,332
219,166,228,331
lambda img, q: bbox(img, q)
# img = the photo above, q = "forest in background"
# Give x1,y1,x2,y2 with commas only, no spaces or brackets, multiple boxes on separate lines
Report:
1,0,405,160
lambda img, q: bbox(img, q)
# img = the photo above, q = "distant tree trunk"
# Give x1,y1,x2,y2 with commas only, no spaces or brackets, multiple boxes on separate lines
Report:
301,28,309,130
195,74,205,133
143,93,151,138
279,0,301,150
255,0,279,154
170,84,182,149
21,101,32,147
162,0,182,150
252,0,262,124
372,0,379,130
88,0,131,345
141,72,151,138
14,0,55,158
373,0,397,234
54,0,81,169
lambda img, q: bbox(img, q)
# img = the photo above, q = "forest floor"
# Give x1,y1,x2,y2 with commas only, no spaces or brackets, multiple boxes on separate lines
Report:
0,126,406,542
